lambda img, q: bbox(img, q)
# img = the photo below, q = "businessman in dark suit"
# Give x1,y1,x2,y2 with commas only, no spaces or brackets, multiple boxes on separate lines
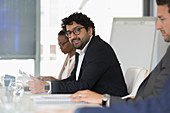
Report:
28,12,128,97
70,0,170,106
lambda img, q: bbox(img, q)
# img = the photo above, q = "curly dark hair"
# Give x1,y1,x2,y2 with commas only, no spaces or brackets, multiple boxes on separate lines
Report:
58,30,65,36
61,12,95,36
156,0,170,13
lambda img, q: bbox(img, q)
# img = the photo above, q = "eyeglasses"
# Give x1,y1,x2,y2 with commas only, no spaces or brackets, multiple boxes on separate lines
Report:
59,41,69,47
66,26,85,38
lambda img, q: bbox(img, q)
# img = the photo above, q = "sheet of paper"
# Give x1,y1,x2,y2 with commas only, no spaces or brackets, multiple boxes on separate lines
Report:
31,94,85,104
19,70,33,81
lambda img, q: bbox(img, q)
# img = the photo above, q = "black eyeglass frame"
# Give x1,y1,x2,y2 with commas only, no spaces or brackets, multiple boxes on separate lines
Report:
65,26,85,38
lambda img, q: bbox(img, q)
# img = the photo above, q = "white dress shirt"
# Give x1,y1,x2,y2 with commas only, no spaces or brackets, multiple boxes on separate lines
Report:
76,35,93,80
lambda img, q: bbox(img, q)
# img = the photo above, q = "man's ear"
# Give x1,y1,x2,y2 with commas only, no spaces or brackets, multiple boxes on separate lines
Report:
88,27,93,36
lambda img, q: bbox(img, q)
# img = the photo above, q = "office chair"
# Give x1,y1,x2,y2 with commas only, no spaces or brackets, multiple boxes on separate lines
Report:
122,66,148,99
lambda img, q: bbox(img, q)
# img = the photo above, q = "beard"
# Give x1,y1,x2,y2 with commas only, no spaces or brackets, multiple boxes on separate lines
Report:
71,38,84,49
164,33,170,42
164,35,170,42
161,30,170,42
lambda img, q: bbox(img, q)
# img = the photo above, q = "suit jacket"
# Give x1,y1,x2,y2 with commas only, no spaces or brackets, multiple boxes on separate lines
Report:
58,55,75,80
74,75,170,113
51,35,128,96
109,45,170,104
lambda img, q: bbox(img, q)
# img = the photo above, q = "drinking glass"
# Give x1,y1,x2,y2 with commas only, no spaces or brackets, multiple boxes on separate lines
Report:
8,79,15,96
8,80,24,96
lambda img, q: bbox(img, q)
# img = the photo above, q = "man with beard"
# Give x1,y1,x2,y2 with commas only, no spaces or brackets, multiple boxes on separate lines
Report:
28,12,128,97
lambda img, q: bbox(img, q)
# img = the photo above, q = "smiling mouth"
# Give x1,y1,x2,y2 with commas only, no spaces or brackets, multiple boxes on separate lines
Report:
72,38,80,44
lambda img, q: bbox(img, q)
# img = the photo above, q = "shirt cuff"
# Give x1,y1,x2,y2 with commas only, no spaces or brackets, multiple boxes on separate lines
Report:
107,98,110,107
46,81,51,94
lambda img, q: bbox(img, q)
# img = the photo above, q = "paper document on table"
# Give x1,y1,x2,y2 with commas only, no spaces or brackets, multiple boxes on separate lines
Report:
31,94,84,104
19,70,33,81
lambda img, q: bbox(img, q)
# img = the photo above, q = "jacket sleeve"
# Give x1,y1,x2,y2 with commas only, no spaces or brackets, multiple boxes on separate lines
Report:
74,98,160,113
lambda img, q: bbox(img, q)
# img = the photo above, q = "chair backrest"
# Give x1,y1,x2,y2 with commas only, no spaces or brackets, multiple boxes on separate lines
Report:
122,66,148,99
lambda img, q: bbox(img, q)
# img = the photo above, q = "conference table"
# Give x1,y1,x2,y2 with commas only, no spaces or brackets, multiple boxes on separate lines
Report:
0,86,100,113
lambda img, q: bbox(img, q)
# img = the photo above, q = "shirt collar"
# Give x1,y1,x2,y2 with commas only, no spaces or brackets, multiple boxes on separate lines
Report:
68,55,75,61
76,35,93,55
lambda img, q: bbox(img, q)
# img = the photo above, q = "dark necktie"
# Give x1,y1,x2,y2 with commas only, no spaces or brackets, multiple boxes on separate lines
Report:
74,52,79,72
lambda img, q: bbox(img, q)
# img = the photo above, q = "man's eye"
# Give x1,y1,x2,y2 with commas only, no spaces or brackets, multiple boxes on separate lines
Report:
160,18,165,21
76,28,81,32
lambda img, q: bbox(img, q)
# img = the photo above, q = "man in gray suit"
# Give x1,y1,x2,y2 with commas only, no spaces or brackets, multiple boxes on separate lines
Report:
70,3,170,106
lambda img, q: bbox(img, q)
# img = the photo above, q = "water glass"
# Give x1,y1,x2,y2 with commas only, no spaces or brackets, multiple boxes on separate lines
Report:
8,80,24,96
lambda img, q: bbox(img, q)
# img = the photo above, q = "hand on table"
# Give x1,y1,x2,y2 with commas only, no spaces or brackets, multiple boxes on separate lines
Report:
70,90,102,104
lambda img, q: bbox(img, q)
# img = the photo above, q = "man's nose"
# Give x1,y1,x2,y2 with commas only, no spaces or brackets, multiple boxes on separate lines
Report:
69,32,77,40
156,19,162,30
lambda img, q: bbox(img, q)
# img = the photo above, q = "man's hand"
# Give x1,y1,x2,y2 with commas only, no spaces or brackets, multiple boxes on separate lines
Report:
27,75,46,94
37,76,58,81
70,90,102,104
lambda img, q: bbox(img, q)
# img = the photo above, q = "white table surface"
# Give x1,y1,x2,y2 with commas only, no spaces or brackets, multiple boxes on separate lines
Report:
0,86,100,113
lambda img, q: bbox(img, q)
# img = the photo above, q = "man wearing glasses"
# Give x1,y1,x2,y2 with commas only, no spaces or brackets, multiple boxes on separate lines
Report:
28,12,128,97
